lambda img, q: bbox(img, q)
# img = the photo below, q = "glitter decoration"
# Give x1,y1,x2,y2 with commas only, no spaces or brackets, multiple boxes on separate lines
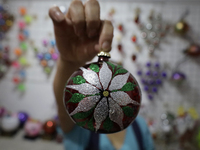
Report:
94,97,109,131
72,75,86,84
99,62,112,90
64,55,141,133
80,67,102,89
108,98,123,130
89,64,99,72
70,95,101,116
66,83,100,95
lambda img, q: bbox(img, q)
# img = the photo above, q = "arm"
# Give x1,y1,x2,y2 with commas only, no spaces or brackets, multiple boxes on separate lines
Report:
49,0,114,133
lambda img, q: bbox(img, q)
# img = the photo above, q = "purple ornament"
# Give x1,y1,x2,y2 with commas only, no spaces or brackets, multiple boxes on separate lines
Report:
156,79,162,85
148,94,153,100
144,85,149,91
52,53,59,60
146,70,151,76
152,87,158,93
172,72,186,82
37,53,43,60
18,112,29,125
42,39,48,47
162,71,167,78
155,62,160,68
137,70,142,76
146,62,151,67
153,71,159,77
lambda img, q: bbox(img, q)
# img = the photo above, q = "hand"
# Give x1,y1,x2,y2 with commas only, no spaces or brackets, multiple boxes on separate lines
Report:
49,0,114,66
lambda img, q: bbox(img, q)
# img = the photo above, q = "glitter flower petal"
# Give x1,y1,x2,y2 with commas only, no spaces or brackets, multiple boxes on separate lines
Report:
69,95,101,116
99,62,112,90
94,97,109,131
109,72,130,91
110,91,140,106
66,83,100,95
80,67,102,89
108,98,124,130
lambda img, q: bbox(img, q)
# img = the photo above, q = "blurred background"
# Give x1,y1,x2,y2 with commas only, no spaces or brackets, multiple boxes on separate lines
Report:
0,0,200,150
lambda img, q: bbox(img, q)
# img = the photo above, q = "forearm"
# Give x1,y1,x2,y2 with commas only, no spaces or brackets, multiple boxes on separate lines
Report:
53,58,82,133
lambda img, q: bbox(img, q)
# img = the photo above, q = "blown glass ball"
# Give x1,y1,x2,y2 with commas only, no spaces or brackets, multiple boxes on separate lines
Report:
64,53,141,133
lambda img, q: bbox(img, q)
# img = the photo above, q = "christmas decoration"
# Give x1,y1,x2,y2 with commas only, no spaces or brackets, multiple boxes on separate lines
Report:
64,52,141,133
137,61,167,100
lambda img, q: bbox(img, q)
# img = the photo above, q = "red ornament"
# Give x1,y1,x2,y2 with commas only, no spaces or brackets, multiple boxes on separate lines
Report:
184,44,200,57
132,54,137,61
131,35,137,43
43,120,56,134
13,77,20,84
118,24,123,32
64,52,141,133
117,44,122,52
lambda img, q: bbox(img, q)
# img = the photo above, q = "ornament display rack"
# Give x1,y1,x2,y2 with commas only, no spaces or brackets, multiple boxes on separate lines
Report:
0,0,200,149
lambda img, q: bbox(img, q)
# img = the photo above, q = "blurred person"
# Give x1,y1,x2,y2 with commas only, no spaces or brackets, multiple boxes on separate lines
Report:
49,0,155,149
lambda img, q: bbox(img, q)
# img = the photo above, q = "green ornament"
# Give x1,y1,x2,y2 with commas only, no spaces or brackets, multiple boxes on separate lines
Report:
20,42,28,51
19,57,28,66
24,15,32,24
44,67,51,74
18,83,25,92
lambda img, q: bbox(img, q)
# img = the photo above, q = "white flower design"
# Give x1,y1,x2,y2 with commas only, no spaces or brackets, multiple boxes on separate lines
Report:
66,62,140,132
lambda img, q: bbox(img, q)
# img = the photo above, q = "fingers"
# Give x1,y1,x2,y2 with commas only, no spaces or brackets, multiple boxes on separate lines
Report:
97,20,114,52
67,0,101,38
85,0,100,37
68,0,85,36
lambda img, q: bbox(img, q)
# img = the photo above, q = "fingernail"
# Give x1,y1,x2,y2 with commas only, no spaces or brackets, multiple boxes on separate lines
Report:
102,41,110,50
50,8,65,22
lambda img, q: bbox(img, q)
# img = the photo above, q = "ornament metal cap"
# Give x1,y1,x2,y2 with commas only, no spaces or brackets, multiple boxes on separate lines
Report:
97,51,111,58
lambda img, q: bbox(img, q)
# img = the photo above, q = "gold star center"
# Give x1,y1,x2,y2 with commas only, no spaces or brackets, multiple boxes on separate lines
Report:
103,91,109,97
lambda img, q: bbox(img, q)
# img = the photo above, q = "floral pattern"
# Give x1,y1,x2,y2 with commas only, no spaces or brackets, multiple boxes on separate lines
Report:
64,62,141,132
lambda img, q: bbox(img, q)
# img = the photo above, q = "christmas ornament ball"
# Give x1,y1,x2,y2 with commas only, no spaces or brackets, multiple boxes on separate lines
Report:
43,120,56,134
64,52,141,133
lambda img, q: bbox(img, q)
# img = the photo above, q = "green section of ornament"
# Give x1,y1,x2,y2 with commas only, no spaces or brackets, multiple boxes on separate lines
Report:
122,106,134,117
76,120,87,127
72,108,94,119
117,65,123,69
87,118,95,131
113,68,128,77
103,116,113,132
107,62,115,72
121,82,136,92
89,64,99,72
67,93,85,103
72,75,86,84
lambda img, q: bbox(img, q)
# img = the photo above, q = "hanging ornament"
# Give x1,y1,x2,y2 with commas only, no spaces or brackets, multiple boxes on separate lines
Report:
34,39,59,76
137,61,168,100
184,44,200,57
0,114,20,136
64,52,141,133
171,71,186,83
24,119,42,139
174,20,189,35
18,111,29,127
